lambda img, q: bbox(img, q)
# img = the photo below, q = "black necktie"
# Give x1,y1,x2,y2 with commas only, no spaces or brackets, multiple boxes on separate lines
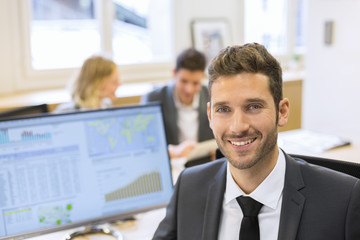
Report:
236,196,263,240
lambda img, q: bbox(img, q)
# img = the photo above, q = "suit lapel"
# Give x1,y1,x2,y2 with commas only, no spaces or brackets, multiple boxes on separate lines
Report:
278,153,306,240
198,154,306,239
165,81,179,143
198,87,209,139
201,160,227,240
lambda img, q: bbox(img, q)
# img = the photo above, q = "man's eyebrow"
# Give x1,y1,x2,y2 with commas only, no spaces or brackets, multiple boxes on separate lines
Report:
246,98,267,104
211,98,268,108
211,101,229,108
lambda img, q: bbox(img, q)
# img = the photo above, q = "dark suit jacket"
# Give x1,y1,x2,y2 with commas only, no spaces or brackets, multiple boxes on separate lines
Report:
153,152,360,240
141,81,213,145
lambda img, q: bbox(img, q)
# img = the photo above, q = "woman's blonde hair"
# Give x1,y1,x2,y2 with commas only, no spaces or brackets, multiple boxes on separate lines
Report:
72,55,117,109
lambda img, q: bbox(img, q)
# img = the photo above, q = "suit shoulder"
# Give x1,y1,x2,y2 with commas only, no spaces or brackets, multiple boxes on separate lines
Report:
201,84,209,91
200,85,210,96
182,159,226,178
175,159,226,195
143,85,170,102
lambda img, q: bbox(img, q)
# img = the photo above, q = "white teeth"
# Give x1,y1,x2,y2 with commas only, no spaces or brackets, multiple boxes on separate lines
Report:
230,139,254,146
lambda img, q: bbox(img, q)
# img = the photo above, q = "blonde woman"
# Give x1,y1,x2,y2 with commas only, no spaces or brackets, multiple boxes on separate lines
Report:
54,55,121,113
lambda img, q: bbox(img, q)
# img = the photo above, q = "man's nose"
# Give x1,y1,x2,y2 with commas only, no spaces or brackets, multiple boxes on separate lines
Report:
229,110,250,134
184,83,196,94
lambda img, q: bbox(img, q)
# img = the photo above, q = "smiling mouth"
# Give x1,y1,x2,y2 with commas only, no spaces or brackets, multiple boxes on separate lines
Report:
229,138,256,146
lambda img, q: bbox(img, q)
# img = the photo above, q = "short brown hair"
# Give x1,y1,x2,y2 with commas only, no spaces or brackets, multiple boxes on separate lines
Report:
175,48,206,72
208,43,283,111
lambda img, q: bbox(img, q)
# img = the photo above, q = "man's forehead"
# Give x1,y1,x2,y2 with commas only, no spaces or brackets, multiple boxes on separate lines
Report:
210,73,270,90
209,74,273,103
177,69,204,80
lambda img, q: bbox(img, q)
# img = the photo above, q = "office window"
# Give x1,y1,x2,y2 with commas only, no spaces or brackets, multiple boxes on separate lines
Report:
29,0,172,70
295,0,306,52
244,0,306,64
31,0,100,69
244,0,288,55
112,0,172,65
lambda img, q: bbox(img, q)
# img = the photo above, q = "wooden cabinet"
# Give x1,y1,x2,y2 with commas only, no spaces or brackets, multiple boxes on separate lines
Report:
281,79,302,132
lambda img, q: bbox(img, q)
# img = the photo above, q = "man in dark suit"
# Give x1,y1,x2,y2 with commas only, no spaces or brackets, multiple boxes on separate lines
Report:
152,43,360,239
142,48,213,158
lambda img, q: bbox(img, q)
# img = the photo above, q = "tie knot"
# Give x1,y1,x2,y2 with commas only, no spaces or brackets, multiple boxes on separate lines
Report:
236,196,263,217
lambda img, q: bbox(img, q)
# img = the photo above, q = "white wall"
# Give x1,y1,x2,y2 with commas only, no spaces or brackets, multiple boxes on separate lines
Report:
0,0,242,95
174,0,242,52
0,1,18,94
304,0,360,143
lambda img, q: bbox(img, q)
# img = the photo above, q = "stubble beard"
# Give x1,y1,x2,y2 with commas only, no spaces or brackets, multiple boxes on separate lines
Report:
216,126,278,170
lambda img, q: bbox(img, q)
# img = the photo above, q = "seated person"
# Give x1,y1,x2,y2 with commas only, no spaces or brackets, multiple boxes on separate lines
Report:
152,43,360,240
141,48,213,158
54,55,121,113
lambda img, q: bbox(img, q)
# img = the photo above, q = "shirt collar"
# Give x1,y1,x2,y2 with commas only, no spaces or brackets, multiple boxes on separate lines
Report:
224,148,286,210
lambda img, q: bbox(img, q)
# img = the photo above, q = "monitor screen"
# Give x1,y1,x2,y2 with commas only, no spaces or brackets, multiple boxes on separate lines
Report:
0,103,173,239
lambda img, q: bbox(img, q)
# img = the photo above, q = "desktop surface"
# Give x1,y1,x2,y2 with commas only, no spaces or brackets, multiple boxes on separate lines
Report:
18,141,360,240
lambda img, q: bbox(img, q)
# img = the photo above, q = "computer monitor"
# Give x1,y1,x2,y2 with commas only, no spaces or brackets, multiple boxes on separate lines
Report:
0,103,173,239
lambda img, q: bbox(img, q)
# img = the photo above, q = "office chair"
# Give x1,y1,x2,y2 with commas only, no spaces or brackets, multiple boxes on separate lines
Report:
289,153,360,179
184,155,213,168
215,148,360,179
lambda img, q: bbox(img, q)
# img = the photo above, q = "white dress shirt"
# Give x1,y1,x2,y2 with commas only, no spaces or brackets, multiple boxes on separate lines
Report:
217,149,286,240
173,91,200,143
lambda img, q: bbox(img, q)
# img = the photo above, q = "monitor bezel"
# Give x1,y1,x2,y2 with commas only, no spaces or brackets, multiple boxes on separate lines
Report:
0,103,173,240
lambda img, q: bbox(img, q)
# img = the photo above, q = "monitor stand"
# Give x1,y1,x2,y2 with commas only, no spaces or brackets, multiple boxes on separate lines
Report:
62,225,124,240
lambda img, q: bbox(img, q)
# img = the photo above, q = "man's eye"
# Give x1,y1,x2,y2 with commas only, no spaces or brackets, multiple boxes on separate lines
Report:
249,105,261,110
216,107,229,113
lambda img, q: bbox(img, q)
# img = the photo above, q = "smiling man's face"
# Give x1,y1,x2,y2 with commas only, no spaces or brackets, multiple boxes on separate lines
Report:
207,72,288,170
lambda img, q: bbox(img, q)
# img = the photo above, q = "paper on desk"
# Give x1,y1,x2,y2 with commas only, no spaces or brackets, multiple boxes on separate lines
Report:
186,139,218,161
278,129,351,155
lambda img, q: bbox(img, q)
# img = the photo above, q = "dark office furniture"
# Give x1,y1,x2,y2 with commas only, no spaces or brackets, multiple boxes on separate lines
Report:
290,154,360,179
0,104,48,119
215,148,360,179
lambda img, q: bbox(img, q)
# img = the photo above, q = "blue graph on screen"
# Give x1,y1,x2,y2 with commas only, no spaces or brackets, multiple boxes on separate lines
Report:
0,128,51,144
85,113,160,157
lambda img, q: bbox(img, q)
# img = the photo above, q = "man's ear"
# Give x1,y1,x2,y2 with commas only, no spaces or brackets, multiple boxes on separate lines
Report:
207,102,212,129
278,98,290,127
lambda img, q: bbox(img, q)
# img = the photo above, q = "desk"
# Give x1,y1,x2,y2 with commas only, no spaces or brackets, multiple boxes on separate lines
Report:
24,145,360,240
27,208,166,240
278,129,359,163
0,83,154,112
317,144,360,163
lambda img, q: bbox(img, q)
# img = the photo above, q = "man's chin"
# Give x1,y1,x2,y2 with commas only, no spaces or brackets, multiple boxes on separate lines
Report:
180,97,193,105
228,157,257,170
224,150,257,169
